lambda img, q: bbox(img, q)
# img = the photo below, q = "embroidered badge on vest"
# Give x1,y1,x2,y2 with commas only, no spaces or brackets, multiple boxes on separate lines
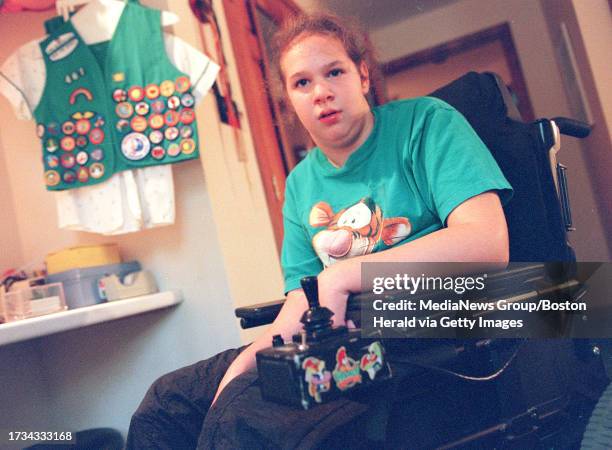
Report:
45,32,78,61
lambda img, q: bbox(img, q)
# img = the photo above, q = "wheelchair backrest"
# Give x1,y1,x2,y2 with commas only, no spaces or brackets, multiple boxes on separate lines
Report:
429,72,572,262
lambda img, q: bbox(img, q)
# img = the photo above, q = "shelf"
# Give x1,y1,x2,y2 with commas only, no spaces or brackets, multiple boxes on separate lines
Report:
0,290,183,347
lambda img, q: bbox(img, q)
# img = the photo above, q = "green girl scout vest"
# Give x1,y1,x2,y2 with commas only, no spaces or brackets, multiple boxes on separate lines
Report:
35,0,200,190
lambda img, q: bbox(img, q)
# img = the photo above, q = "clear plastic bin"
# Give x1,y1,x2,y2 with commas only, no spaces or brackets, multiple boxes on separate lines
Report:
2,282,67,322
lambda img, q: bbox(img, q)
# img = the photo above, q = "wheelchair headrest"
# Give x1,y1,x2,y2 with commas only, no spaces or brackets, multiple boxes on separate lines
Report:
429,71,521,129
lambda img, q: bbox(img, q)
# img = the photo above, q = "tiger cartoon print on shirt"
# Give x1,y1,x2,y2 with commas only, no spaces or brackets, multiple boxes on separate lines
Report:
309,197,411,267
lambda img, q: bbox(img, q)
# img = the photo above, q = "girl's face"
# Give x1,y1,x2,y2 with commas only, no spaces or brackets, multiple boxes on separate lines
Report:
280,33,372,158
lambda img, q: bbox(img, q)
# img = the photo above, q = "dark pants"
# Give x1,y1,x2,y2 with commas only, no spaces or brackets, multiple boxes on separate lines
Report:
126,346,373,450
126,347,246,450
127,341,607,449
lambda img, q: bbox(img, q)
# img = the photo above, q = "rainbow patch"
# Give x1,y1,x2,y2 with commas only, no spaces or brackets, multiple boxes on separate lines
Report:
69,88,93,105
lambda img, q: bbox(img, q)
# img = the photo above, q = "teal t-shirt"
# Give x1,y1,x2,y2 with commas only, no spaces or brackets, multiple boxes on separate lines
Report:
281,97,513,294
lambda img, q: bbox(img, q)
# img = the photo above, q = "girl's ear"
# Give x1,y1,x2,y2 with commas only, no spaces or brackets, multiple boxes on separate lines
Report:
359,61,370,95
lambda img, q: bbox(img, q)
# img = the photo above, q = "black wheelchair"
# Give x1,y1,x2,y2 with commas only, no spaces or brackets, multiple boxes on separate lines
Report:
235,72,611,449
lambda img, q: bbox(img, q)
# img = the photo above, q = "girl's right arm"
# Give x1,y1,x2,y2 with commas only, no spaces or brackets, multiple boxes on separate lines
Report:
211,288,309,405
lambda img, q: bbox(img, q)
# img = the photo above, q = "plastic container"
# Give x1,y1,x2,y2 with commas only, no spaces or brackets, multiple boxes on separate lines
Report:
46,261,141,309
0,277,47,322
46,244,121,275
2,282,67,322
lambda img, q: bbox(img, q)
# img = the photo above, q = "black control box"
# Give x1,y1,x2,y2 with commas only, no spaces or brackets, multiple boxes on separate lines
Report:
256,277,391,409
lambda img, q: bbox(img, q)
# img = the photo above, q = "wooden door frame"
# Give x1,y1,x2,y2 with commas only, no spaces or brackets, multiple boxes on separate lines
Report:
221,0,301,252
381,22,535,121
248,0,302,172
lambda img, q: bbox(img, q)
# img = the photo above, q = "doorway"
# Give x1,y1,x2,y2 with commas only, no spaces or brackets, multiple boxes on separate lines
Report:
382,23,535,121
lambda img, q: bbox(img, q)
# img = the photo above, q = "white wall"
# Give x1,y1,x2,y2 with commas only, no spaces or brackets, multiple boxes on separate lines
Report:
0,2,248,439
38,160,243,434
539,0,612,256
0,129,23,271
572,0,612,131
367,0,610,260
0,342,51,450
172,0,285,344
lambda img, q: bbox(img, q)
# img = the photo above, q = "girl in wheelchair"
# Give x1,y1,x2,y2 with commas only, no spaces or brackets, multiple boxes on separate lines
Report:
127,12,514,449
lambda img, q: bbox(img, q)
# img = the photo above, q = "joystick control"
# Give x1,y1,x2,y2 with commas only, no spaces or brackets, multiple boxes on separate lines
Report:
256,276,391,409
298,276,343,343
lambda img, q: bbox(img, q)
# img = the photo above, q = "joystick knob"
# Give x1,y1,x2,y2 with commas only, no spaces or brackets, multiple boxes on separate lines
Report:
299,276,334,337
301,275,321,309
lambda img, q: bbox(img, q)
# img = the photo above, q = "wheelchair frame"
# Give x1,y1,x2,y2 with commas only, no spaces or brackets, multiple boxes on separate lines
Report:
233,72,609,448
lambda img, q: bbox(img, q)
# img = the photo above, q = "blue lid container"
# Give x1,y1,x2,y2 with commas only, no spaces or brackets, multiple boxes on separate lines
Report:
46,261,141,309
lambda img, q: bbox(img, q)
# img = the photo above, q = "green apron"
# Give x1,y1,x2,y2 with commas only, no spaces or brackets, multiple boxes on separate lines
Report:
35,0,200,190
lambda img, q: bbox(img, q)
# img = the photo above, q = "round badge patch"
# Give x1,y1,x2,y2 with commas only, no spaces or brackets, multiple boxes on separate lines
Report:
151,99,166,114
151,146,165,160
149,130,164,144
180,138,196,155
90,163,105,179
76,135,88,148
180,108,195,125
63,170,76,183
135,102,150,116
116,119,130,133
116,102,134,119
164,126,179,141
167,143,181,157
163,110,179,127
128,86,145,102
76,150,89,165
89,128,105,145
77,166,89,183
45,170,60,186
60,136,76,152
46,138,59,152
180,126,193,139
167,95,181,110
91,148,104,161
149,114,164,130
175,76,191,93
160,80,175,97
60,153,76,169
130,116,148,133
112,88,127,103
62,121,75,135
181,93,195,108
145,84,160,99
121,132,151,160
46,154,59,168
76,119,91,135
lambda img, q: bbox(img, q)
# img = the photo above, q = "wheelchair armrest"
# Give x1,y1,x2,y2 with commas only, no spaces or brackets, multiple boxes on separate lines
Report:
235,299,284,329
234,264,583,329
235,292,373,329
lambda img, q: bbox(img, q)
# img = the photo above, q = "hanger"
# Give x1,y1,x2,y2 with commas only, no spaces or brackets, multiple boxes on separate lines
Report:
56,0,179,44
